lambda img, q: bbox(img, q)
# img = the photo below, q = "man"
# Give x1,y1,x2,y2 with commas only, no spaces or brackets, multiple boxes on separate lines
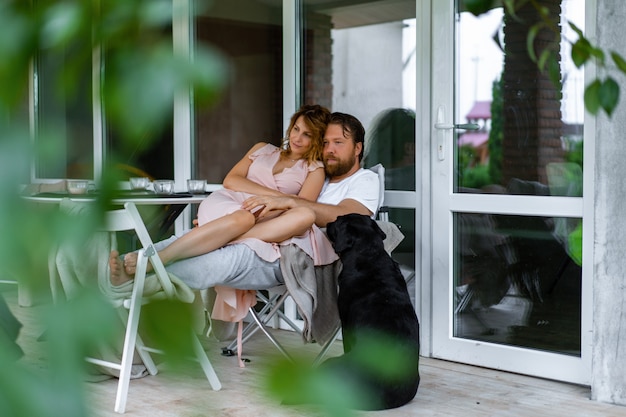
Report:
110,112,380,290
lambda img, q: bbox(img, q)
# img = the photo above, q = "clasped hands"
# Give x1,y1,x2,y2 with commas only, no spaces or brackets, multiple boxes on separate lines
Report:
241,195,296,219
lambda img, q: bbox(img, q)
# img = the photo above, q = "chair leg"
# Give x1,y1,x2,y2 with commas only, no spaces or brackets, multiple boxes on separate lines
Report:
134,334,158,376
114,305,140,413
223,290,296,354
223,295,277,352
114,253,149,414
248,309,293,362
192,335,222,391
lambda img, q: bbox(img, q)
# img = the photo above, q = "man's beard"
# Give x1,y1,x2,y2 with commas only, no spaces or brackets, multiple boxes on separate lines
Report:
324,153,356,178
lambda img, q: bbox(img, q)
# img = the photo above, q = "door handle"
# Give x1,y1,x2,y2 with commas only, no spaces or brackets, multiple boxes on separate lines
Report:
434,122,480,130
434,106,480,161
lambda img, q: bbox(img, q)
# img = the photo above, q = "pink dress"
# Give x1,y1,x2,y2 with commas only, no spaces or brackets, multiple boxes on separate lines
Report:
197,144,338,326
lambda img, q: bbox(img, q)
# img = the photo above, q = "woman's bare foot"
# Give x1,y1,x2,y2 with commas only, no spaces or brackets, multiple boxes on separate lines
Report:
121,251,153,275
109,250,133,286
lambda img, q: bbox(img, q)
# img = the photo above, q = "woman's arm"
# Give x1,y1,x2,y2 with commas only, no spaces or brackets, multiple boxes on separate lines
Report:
296,166,325,201
221,143,285,197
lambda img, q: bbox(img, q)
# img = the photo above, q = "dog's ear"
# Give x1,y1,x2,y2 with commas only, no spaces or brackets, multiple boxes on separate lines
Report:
328,216,355,254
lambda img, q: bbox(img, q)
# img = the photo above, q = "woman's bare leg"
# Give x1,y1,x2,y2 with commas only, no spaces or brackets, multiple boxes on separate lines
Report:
122,210,256,275
159,210,256,263
237,206,316,243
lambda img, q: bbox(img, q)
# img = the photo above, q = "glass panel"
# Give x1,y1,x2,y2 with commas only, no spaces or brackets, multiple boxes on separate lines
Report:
303,0,417,191
454,212,582,356
194,0,282,183
454,0,584,196
302,0,417,269
35,45,94,179
105,24,173,181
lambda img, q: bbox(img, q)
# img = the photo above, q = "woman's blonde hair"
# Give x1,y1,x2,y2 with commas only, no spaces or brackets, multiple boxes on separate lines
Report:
281,104,330,164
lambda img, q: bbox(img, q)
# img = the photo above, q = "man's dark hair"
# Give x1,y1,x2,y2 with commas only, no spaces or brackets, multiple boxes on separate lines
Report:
329,112,365,161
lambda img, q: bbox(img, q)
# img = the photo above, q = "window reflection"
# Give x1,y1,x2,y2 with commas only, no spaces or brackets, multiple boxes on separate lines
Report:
302,1,417,272
35,47,93,179
104,20,174,182
194,1,283,183
454,0,584,196
364,108,416,191
454,212,582,356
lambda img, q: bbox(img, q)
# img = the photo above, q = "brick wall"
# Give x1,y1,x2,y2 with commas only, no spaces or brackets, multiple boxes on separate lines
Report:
303,11,333,109
502,0,564,187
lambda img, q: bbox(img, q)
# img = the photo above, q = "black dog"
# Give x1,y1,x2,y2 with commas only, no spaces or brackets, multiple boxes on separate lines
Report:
322,213,420,410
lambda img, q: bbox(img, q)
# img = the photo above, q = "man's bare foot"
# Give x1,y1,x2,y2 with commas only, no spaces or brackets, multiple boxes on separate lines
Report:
109,250,133,286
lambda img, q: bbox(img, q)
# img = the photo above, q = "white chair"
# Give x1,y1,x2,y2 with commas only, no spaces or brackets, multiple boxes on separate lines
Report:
86,202,221,413
220,164,405,364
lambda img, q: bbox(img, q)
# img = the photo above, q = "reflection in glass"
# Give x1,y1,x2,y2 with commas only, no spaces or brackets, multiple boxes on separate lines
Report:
454,212,582,356
104,25,173,181
301,0,417,300
194,1,283,183
364,108,416,191
454,0,584,196
35,48,93,179
303,0,416,156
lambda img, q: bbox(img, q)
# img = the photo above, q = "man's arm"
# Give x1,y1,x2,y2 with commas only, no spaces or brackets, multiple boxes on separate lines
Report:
242,195,372,227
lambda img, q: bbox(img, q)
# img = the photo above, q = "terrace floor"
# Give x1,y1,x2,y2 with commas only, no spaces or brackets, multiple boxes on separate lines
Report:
5,287,626,417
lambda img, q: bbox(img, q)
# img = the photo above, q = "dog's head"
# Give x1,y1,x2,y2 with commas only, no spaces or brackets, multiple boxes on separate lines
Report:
326,213,387,255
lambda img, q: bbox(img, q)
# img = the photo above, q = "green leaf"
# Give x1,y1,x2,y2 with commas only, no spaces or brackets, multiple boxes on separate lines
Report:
584,79,602,115
599,77,620,117
538,5,550,18
527,24,542,62
537,49,552,72
611,51,626,74
547,53,561,88
568,21,584,38
571,38,591,68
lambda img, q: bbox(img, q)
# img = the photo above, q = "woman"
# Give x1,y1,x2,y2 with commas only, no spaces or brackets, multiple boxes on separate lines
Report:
163,105,333,268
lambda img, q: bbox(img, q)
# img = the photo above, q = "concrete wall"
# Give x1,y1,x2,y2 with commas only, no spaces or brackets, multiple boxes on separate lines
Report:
331,21,404,130
592,1,626,406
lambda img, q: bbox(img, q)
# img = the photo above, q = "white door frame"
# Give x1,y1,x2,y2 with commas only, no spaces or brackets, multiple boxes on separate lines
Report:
427,0,593,385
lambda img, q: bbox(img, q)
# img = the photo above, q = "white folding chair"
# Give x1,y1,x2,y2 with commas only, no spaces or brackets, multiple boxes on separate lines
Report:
86,202,221,413
221,164,400,364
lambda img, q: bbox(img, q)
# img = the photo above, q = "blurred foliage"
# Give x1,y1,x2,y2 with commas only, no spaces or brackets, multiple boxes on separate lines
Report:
462,0,624,118
458,143,493,189
0,0,228,415
565,137,583,167
264,330,419,416
460,162,492,189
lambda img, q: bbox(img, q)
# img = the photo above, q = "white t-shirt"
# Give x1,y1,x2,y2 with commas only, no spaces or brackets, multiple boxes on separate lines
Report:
317,168,380,217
